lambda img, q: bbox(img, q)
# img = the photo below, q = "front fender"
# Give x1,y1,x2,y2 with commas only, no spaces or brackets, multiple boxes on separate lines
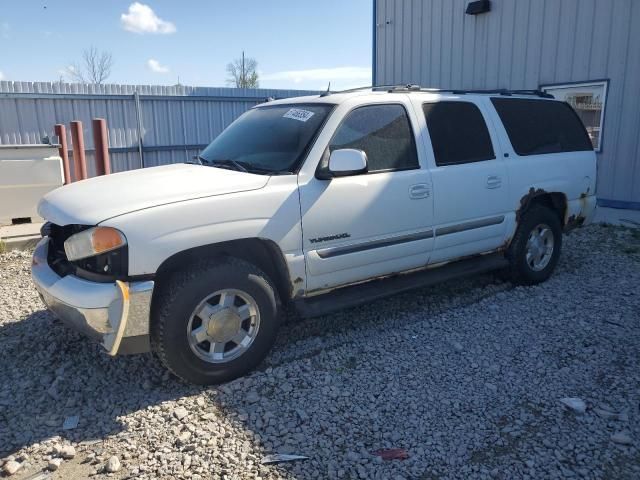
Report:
99,177,304,282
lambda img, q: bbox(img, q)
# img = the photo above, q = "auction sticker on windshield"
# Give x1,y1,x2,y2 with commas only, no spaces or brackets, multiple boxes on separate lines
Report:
283,108,315,122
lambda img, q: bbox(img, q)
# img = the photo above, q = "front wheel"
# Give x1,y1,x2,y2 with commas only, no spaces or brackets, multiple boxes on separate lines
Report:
151,258,280,385
507,205,562,285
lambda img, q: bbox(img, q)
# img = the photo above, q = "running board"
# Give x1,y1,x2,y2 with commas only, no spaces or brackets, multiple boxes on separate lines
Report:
294,253,508,318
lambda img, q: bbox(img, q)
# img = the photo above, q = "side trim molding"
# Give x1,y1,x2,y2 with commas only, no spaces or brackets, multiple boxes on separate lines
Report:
435,215,505,237
313,215,505,260
316,230,434,259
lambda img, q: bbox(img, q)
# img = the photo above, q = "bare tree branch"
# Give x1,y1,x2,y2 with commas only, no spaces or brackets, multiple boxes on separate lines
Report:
66,63,85,83
66,47,113,84
226,52,259,88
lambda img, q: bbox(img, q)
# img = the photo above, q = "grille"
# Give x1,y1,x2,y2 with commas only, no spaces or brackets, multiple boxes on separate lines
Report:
46,223,90,277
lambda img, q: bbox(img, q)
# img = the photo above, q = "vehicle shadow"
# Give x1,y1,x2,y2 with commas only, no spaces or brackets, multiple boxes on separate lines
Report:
0,308,190,458
0,269,505,461
0,270,500,457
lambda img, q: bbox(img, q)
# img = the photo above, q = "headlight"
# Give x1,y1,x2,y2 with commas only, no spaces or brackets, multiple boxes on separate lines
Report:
64,227,127,261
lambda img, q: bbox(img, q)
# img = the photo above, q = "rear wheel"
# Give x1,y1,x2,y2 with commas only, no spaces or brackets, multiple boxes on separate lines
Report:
507,205,562,285
151,258,280,385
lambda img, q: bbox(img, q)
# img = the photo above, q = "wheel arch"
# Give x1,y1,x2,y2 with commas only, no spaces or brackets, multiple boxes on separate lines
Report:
152,238,293,306
517,188,568,227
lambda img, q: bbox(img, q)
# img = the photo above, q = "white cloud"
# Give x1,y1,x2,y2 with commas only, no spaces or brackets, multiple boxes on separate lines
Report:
261,66,372,90
120,3,176,34
147,58,170,74
58,65,77,77
0,71,5,81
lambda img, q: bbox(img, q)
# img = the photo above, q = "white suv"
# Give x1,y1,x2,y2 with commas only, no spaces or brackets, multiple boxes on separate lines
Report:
32,86,597,384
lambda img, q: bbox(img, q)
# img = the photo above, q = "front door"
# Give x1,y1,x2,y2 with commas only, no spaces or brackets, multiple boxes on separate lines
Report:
298,99,435,293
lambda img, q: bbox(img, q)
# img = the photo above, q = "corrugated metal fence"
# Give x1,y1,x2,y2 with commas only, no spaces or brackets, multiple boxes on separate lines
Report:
0,81,319,177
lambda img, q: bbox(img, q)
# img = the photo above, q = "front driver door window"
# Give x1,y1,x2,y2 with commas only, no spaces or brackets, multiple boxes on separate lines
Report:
329,104,419,172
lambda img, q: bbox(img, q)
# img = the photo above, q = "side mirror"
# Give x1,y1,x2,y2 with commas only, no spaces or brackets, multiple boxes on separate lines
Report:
326,149,368,178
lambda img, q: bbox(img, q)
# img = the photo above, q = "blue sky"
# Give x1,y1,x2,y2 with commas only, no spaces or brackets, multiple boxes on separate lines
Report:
0,1,372,90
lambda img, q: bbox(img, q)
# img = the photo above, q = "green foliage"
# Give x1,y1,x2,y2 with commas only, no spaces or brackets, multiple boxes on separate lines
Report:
226,53,259,88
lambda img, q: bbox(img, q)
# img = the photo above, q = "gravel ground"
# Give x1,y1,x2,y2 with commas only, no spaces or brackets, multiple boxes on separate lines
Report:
1,225,639,480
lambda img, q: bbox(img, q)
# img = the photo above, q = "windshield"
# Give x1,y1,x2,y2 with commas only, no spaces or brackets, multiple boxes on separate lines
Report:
199,104,334,173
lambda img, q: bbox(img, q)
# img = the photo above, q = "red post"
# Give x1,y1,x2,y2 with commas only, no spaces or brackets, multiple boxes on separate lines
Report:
92,118,111,175
54,124,71,184
70,121,88,181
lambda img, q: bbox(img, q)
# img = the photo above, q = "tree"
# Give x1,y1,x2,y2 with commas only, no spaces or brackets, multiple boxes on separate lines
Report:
67,47,114,84
226,52,259,88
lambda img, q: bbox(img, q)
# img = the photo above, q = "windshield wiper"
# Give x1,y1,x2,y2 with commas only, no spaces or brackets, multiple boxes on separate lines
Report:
202,157,249,173
197,156,291,175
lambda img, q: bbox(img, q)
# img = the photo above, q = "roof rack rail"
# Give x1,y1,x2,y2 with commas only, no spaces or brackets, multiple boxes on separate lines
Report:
319,84,421,97
320,84,554,99
394,86,554,98
446,88,555,98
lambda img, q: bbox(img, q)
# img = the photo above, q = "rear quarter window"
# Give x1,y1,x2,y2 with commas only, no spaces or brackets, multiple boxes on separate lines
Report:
491,98,593,156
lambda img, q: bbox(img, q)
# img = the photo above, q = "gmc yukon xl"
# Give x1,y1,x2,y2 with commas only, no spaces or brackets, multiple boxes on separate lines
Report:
32,86,597,384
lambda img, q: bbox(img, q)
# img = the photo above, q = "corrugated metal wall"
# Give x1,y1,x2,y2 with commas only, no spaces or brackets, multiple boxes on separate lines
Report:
0,81,319,178
374,0,640,208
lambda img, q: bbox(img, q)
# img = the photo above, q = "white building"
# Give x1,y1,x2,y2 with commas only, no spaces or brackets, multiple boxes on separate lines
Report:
373,0,640,209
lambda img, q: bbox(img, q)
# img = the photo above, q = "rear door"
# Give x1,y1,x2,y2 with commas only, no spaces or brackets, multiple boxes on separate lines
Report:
412,97,510,264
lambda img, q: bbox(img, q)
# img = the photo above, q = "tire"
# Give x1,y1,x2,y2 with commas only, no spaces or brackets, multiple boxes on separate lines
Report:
150,257,280,385
507,205,562,285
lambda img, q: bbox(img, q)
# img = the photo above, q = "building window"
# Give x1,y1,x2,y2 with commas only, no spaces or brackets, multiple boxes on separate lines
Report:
541,80,608,152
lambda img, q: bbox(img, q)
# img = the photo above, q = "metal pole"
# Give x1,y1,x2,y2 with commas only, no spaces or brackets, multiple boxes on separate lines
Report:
133,91,145,169
70,121,88,181
92,118,111,175
54,124,71,184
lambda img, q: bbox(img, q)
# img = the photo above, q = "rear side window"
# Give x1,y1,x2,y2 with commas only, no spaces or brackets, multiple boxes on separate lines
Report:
330,104,419,172
423,102,495,166
491,98,593,156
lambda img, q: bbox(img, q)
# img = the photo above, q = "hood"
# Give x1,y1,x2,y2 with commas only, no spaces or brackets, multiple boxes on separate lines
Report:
39,163,270,225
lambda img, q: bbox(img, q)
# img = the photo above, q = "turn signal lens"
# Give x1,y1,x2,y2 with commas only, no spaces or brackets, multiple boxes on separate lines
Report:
92,227,125,254
64,227,127,261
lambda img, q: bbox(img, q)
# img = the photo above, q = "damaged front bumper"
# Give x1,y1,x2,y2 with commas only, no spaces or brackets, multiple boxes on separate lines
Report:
31,238,153,355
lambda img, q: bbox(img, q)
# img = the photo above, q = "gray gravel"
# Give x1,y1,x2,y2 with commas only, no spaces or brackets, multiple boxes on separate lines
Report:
1,225,639,479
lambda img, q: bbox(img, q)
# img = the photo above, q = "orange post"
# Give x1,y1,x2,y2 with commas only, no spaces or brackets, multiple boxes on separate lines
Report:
92,118,111,176
54,124,71,184
70,121,88,181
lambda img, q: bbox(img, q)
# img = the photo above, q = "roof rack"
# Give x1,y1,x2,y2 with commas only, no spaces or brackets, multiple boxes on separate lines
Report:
319,84,408,96
320,84,554,99
421,88,555,99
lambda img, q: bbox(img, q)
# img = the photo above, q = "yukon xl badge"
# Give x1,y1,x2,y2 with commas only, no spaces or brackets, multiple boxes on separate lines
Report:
309,233,351,244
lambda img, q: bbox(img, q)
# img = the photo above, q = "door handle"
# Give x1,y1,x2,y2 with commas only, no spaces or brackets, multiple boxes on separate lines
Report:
486,175,502,189
409,183,430,199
